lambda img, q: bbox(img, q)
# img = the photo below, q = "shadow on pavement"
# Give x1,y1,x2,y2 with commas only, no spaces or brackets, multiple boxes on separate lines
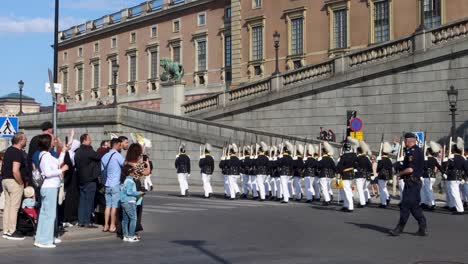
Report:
172,240,231,264
345,222,391,235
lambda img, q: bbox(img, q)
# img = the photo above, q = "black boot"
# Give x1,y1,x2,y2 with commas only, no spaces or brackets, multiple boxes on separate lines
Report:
389,225,404,236
416,227,428,236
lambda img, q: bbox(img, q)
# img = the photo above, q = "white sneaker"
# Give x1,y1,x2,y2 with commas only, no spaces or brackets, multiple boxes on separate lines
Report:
123,237,129,242
2,233,11,239
127,236,140,243
34,242,56,249
54,238,62,244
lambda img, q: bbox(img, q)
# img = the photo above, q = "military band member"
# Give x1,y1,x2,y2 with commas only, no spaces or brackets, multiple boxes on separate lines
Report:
292,144,305,201
199,143,214,199
278,141,294,203
420,141,443,210
249,146,259,200
377,142,393,208
337,138,359,212
240,146,252,199
227,144,241,200
268,146,280,200
273,145,283,201
255,142,270,201
304,144,318,203
390,133,427,236
318,142,336,206
444,137,468,215
312,151,321,202
356,140,373,207
175,143,191,197
461,150,468,207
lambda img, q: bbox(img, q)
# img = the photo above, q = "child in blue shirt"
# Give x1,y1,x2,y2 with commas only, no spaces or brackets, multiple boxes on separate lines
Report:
120,165,145,242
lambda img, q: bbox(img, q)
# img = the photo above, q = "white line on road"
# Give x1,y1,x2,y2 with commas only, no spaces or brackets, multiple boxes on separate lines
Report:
163,203,237,210
145,205,207,211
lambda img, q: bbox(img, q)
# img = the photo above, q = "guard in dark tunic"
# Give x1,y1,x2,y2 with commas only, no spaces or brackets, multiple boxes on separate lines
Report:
240,147,253,199
356,140,373,207
278,141,294,203
292,144,305,202
337,139,358,212
389,133,427,236
377,142,393,208
421,141,443,210
227,144,241,200
199,143,214,199
318,142,336,205
219,148,230,199
304,144,318,203
444,137,468,214
175,143,191,197
269,146,280,201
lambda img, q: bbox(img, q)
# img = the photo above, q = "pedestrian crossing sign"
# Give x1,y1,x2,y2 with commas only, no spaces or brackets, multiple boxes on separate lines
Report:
0,116,19,138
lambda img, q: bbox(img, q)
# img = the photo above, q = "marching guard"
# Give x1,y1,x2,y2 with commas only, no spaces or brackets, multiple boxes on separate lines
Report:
240,146,253,199
356,140,373,207
377,142,393,208
278,141,294,203
304,144,318,203
199,143,214,198
444,137,468,215
175,143,191,197
255,142,270,201
337,137,359,212
318,142,336,206
421,141,443,210
227,144,242,200
292,144,305,201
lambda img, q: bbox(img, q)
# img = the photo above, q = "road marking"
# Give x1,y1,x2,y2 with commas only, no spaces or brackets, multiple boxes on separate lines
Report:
145,205,207,211
163,203,237,210
142,208,179,213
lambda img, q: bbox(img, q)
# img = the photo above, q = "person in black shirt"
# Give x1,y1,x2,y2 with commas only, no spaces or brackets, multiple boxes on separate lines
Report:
389,133,427,236
278,141,294,203
421,141,443,211
337,138,359,212
240,146,254,199
1,132,27,240
292,144,305,202
356,141,373,207
303,144,318,203
175,143,191,197
318,142,336,205
227,144,241,200
255,142,270,201
444,137,468,215
377,142,393,208
199,143,214,198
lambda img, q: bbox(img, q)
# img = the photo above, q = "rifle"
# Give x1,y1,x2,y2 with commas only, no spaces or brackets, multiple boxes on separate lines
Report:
377,133,384,160
423,129,428,161
447,136,453,160
397,134,405,162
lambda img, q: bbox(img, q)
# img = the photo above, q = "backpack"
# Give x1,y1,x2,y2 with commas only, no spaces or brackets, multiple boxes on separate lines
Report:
31,153,45,189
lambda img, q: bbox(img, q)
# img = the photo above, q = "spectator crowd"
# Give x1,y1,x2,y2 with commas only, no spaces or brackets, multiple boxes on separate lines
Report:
0,122,153,248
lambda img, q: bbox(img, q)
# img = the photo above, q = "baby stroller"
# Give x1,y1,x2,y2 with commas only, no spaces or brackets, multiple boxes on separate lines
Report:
16,208,37,236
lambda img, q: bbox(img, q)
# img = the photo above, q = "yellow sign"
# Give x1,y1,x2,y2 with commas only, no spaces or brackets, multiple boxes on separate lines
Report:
350,131,364,141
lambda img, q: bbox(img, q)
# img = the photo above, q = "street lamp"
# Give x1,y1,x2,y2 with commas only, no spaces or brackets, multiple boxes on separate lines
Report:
447,85,458,139
18,80,24,115
112,63,119,106
273,31,280,75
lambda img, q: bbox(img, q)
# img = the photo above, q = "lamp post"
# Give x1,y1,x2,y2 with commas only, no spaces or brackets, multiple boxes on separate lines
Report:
112,63,119,106
18,80,24,115
447,85,458,139
273,31,280,75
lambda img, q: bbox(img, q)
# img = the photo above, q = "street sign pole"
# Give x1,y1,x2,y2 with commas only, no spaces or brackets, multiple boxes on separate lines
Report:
48,69,57,137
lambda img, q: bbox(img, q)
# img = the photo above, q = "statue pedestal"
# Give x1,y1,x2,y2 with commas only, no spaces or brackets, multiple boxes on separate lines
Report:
160,81,185,115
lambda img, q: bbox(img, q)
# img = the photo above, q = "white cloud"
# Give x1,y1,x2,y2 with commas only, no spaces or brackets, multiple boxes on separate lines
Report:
0,16,86,33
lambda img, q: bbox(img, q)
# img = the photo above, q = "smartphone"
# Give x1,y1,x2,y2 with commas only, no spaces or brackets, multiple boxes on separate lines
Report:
143,154,148,162
65,136,69,145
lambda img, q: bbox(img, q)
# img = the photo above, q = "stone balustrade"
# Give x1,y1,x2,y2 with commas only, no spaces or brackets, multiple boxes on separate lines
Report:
282,60,334,86
348,36,413,68
229,78,271,102
182,93,221,114
431,18,468,45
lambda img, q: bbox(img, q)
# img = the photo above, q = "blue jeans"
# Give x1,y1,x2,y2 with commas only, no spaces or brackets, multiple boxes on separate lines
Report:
105,185,121,208
36,187,58,245
121,202,137,238
78,182,96,225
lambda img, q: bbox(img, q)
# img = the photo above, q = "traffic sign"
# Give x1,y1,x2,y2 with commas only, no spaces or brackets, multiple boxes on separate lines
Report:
350,117,363,132
0,117,19,139
350,131,364,141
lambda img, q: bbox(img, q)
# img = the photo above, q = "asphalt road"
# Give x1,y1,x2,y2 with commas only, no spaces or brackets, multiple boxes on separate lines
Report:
1,191,467,264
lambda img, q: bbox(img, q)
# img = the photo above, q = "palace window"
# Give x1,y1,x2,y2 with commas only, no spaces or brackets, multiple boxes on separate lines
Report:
423,0,442,28
374,0,390,43
333,9,347,49
252,26,263,61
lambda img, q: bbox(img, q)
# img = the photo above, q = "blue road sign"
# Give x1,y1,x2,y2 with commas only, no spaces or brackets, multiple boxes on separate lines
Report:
350,117,363,132
0,117,19,139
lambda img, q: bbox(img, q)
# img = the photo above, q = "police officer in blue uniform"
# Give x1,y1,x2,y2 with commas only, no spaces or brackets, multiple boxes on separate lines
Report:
389,133,427,236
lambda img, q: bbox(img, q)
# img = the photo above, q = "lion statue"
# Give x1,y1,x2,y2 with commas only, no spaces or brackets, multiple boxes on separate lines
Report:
159,57,184,82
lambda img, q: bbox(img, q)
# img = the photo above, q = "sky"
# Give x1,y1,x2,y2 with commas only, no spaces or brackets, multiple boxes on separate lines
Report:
0,0,142,106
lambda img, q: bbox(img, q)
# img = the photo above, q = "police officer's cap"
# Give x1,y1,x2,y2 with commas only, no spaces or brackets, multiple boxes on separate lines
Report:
404,132,417,139
40,121,53,131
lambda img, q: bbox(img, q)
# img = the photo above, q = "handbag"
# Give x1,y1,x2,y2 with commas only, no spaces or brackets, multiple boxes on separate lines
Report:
100,152,117,190
31,154,45,189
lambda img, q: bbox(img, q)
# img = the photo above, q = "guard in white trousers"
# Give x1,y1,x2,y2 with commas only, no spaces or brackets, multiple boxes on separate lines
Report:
199,143,214,198
420,141,443,210
292,144,305,201
255,142,270,201
303,144,318,203
444,137,468,214
377,142,393,208
227,143,242,200
337,137,359,212
240,146,253,198
318,142,336,205
356,140,373,207
278,141,294,203
313,152,321,201
175,143,191,197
